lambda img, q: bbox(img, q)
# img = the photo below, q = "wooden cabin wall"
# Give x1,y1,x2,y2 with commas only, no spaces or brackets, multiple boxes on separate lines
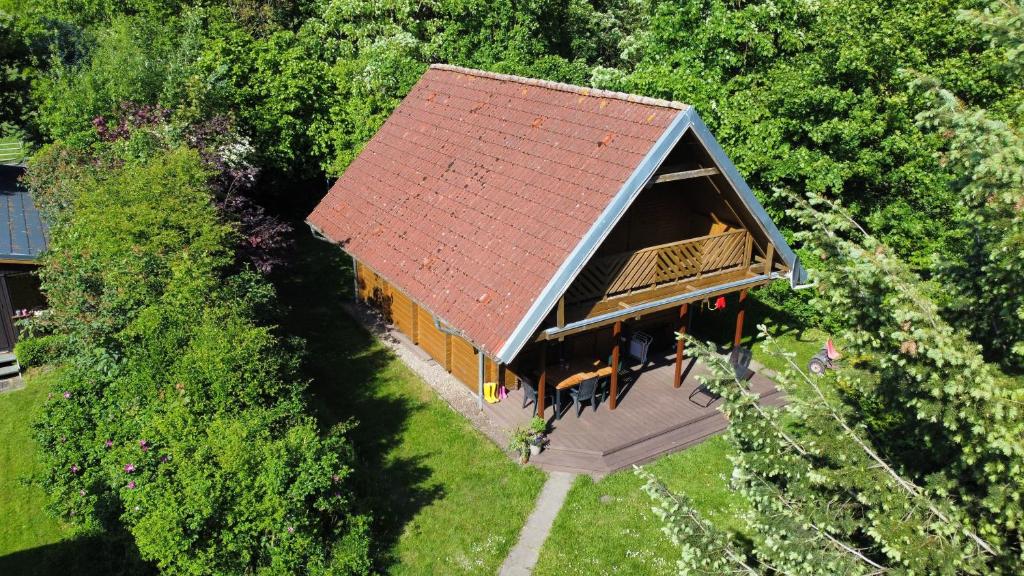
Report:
595,180,742,257
449,335,477,388
416,306,448,369
354,257,519,394
390,289,416,340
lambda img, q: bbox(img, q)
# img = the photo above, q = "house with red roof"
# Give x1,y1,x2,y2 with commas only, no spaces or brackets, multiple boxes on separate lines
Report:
308,65,804,465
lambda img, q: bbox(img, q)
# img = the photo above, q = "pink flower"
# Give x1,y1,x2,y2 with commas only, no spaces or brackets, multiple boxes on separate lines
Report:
159,455,170,463
127,481,136,489
104,439,113,448
139,439,149,452
124,463,136,473
70,464,80,474
287,526,295,534
63,391,71,399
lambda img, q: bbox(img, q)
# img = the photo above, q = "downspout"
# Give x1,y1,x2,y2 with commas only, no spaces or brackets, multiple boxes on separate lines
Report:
351,254,359,302
434,316,485,408
434,316,465,338
477,352,485,410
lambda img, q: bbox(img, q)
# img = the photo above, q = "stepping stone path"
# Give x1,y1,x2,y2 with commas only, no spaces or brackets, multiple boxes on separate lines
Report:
499,471,576,576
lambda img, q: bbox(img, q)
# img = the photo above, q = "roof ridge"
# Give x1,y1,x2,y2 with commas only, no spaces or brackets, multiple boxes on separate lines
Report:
429,64,690,111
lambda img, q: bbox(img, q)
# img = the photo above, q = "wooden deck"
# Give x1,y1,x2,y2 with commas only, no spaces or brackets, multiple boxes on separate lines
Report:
483,350,784,477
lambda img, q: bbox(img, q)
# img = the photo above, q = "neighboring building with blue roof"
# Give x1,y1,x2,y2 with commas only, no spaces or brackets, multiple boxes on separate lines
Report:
0,164,48,359
0,165,48,263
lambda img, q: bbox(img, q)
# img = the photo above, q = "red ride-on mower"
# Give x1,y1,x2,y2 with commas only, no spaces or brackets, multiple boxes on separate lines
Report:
808,338,841,376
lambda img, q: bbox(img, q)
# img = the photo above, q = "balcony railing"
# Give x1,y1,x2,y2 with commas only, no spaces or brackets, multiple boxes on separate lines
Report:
565,229,752,305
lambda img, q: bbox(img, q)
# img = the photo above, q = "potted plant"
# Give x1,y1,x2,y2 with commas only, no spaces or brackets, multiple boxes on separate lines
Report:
528,416,548,456
508,427,532,464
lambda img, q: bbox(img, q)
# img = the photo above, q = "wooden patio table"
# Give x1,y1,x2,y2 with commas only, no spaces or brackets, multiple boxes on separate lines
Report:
547,358,613,418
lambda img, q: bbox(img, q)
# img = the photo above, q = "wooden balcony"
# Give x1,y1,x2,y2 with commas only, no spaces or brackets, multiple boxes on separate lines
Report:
565,229,753,307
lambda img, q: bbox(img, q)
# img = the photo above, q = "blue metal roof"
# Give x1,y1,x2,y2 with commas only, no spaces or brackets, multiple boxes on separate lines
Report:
0,165,49,262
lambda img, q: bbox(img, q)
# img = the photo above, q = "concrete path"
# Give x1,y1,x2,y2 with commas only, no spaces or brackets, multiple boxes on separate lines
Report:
499,471,576,576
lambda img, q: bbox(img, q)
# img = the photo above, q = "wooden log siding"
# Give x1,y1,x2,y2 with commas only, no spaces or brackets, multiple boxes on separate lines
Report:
391,289,416,339
355,257,507,392
416,306,448,367
565,229,750,305
450,335,478,392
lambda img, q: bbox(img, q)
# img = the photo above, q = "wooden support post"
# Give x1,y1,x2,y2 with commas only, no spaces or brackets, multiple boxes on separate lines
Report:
743,232,754,269
411,303,419,344
444,333,452,372
763,243,775,275
673,303,689,388
557,297,566,342
610,320,622,410
537,346,547,417
734,289,748,349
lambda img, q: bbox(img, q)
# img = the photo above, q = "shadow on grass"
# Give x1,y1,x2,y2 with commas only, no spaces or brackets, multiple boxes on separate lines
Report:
0,532,153,576
688,290,808,350
272,230,443,572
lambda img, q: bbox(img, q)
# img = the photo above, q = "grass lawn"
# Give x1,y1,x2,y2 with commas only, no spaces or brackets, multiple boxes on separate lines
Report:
275,233,546,575
0,369,69,557
534,436,745,576
0,369,136,576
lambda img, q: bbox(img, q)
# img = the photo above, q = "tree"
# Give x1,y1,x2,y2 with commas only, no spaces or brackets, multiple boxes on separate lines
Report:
644,189,1023,573
912,1,1024,370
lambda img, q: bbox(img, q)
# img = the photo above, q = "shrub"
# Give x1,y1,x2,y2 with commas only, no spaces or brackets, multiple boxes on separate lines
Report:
27,148,371,574
13,334,68,367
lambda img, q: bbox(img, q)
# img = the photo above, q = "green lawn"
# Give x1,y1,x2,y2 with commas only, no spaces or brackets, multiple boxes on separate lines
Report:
0,369,69,557
534,436,746,576
0,369,133,576
275,233,546,575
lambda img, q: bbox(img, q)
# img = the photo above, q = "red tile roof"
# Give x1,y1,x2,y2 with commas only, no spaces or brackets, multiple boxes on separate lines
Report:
308,64,686,358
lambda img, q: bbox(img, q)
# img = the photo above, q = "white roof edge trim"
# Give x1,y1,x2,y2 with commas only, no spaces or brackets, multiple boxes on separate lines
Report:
495,108,696,364
687,114,808,287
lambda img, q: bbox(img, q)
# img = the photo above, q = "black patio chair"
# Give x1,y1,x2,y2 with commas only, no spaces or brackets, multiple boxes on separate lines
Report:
519,374,554,416
688,346,754,407
729,346,755,381
568,375,602,418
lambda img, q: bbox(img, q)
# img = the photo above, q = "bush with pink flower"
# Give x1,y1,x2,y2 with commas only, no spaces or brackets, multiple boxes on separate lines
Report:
28,150,370,575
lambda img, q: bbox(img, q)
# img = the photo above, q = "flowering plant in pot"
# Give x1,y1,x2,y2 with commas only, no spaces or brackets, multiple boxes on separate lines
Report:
528,416,548,456
508,427,532,464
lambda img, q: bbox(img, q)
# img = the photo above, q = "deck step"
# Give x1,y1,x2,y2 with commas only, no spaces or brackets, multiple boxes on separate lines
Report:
0,362,21,378
0,352,16,364
602,416,729,473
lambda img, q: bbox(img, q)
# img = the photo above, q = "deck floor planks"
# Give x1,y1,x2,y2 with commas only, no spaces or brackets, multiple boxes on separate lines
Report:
483,352,782,475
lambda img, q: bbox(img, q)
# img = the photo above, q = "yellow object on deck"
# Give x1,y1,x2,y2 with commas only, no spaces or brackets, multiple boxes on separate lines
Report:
484,382,499,403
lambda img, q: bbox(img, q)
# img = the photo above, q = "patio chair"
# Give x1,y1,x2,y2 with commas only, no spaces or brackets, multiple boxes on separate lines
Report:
519,374,554,416
605,353,632,402
688,346,754,407
729,346,755,381
568,375,602,418
628,332,653,366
